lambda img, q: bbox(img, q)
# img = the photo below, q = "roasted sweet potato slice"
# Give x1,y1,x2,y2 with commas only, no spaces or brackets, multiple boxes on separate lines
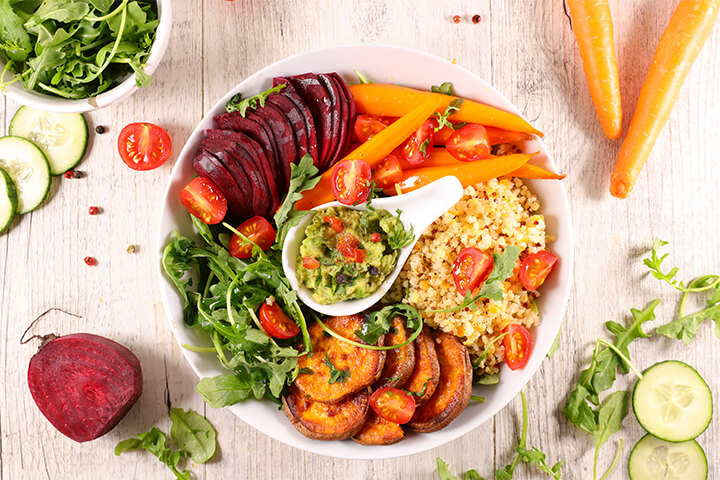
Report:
352,411,405,445
294,314,386,404
405,331,473,433
403,326,440,405
283,385,369,441
373,316,416,389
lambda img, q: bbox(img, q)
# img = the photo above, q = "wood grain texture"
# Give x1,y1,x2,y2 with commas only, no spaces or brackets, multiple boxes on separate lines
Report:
2,0,719,478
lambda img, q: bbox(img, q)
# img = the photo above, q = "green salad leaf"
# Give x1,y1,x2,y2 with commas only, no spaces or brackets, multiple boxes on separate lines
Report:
225,83,287,115
115,428,190,480
434,98,463,131
323,353,350,384
196,374,257,408
273,153,321,247
431,81,454,96
169,407,217,464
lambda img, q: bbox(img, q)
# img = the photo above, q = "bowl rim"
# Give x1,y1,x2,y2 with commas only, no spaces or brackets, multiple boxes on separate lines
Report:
155,43,575,460
0,0,173,113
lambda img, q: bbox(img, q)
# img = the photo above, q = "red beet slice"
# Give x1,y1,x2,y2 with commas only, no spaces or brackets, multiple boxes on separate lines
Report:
249,104,296,192
328,72,357,160
27,333,142,443
267,93,309,161
316,73,342,170
194,151,252,219
285,73,334,168
274,78,319,166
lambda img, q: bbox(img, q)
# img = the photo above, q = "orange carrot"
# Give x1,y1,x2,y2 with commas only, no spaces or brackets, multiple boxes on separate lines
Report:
433,125,532,146
567,0,623,140
296,98,442,210
610,0,720,198
349,84,543,136
509,163,567,180
384,153,537,195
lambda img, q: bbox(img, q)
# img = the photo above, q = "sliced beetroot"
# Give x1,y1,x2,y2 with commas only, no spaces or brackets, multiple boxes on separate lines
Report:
316,74,342,170
246,108,293,193
194,151,251,219
267,93,309,161
284,74,334,168
328,72,357,160
274,77,319,166
27,333,142,443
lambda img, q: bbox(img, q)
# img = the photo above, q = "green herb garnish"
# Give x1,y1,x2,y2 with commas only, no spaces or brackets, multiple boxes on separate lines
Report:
434,98,463,132
323,353,350,384
354,70,373,84
431,81,455,96
273,153,320,247
225,83,286,115
386,209,415,249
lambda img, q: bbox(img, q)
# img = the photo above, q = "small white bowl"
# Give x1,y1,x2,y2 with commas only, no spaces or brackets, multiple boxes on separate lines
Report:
282,176,465,316
0,0,172,113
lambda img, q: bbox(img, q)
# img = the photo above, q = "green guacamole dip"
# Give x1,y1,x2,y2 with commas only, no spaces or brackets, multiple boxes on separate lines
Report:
296,206,412,304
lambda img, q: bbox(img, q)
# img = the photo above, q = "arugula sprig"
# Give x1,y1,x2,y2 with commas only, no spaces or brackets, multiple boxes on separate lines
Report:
431,82,455,96
354,70,373,84
225,83,286,115
426,246,521,314
273,154,321,247
645,239,720,345
437,391,563,480
386,209,415,249
434,98,463,132
323,353,351,384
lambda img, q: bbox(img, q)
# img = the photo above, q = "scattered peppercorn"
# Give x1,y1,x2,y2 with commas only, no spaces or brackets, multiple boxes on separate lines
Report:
84,256,96,266
336,273,349,285
95,125,107,134
64,170,84,179
369,266,380,276
126,244,136,254
88,206,99,215
370,233,382,243
472,14,481,23
452,14,461,23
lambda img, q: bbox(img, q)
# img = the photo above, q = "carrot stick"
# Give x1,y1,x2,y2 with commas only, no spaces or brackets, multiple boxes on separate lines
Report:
384,153,537,195
610,0,720,198
509,163,567,180
296,98,442,210
567,0,623,140
349,84,543,137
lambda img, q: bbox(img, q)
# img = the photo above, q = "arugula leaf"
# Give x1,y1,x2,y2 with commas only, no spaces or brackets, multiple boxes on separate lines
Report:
225,83,286,115
323,353,350,384
419,137,431,155
591,391,629,459
643,239,682,289
354,70,373,84
473,332,508,368
355,303,422,345
474,372,500,385
656,275,720,344
431,81,455,96
464,471,485,480
382,209,415,249
517,448,563,479
196,374,257,408
0,0,32,62
437,458,460,480
115,428,190,480
427,246,521,314
273,153,321,246
434,98,463,132
169,407,217,464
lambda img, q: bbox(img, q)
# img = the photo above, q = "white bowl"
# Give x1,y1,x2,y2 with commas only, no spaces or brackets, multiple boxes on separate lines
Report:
156,44,574,460
282,177,464,317
0,0,172,113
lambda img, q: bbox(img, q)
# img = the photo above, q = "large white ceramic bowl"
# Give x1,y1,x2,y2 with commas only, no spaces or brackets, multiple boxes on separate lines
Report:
156,44,574,460
0,0,172,113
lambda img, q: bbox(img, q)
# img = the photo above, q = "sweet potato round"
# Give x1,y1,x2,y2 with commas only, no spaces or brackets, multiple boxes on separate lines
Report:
283,386,369,441
352,411,405,446
373,316,416,390
403,326,440,405
405,330,473,433
295,314,386,404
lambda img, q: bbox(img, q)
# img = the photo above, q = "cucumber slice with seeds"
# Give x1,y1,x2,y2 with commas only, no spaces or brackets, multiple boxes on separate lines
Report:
632,360,712,442
0,136,51,214
628,434,707,480
9,106,88,176
0,167,18,234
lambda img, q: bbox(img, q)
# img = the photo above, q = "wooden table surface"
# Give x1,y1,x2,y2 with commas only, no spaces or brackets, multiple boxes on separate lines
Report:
2,1,719,479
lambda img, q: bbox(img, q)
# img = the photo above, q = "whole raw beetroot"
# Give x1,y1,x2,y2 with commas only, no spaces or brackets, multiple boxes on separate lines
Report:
28,333,143,442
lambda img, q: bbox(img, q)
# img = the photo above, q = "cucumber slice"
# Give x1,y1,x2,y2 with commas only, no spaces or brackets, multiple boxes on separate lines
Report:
0,137,52,214
633,360,712,442
628,434,707,480
9,106,88,175
0,167,18,234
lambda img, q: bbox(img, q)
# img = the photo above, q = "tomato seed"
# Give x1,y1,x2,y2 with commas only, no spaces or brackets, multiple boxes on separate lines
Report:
84,256,96,266
88,206,99,215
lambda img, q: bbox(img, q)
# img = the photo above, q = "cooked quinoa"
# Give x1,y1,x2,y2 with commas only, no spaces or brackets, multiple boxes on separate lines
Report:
385,178,549,374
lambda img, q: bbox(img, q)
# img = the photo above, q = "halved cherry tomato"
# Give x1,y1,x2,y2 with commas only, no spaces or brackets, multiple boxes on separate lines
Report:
229,216,276,259
502,324,532,370
302,257,320,270
179,177,227,224
347,248,365,264
331,159,372,205
518,251,558,291
370,233,382,243
336,233,359,257
118,122,172,171
323,215,344,233
446,124,491,161
372,153,403,188
258,299,300,339
401,118,437,166
354,114,390,143
452,247,494,296
369,387,416,424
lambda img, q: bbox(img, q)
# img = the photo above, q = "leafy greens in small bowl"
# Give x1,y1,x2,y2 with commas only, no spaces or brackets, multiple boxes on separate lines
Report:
0,0,172,113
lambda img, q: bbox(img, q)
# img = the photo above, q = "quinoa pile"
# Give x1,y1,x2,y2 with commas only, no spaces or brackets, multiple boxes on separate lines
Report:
385,177,550,374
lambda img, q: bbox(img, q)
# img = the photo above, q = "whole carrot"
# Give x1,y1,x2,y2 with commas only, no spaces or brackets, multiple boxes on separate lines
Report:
567,0,623,140
610,0,720,198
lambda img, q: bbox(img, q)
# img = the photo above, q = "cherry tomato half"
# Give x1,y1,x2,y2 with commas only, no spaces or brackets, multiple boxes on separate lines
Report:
229,216,276,259
401,118,437,166
354,114,389,143
372,153,403,189
502,324,532,370
446,124,491,161
323,215,344,233
452,247,494,296
518,251,558,291
331,159,372,205
117,122,172,171
370,387,416,424
302,257,320,270
259,299,300,339
179,177,228,224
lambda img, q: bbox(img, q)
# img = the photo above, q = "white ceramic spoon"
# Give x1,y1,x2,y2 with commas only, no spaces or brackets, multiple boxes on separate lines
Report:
282,176,465,316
